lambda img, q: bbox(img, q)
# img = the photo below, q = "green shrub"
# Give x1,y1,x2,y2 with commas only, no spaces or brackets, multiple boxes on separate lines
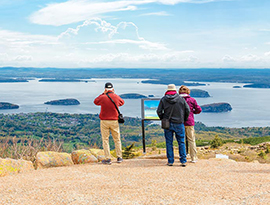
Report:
122,143,135,159
265,145,270,154
258,150,266,159
210,135,223,148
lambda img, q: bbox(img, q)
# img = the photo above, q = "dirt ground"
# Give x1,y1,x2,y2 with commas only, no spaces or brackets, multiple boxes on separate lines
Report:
1,158,270,205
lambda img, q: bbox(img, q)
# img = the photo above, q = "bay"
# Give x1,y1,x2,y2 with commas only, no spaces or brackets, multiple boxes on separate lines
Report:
0,78,269,128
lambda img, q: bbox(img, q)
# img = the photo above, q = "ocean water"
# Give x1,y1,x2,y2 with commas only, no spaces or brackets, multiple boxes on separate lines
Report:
0,78,269,128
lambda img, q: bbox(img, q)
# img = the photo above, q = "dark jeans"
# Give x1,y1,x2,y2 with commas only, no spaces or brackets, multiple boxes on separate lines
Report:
164,122,187,164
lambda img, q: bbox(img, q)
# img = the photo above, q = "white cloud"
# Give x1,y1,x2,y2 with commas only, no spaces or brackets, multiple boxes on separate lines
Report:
77,51,199,67
264,51,270,57
59,18,167,51
14,55,33,62
29,0,228,26
0,53,9,61
222,55,235,62
140,11,171,16
87,39,168,51
30,0,151,26
240,54,261,62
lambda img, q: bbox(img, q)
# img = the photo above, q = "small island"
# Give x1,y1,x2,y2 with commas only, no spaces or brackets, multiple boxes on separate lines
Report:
190,89,210,98
119,93,148,99
201,103,232,113
44,99,80,106
0,102,19,109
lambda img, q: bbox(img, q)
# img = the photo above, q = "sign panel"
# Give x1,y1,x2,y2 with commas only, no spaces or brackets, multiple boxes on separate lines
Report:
141,98,161,120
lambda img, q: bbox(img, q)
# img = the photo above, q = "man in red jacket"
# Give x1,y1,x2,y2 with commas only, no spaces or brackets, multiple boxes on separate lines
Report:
94,82,125,165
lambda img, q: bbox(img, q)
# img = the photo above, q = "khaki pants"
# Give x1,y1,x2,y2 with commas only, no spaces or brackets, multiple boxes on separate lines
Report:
100,120,122,160
185,126,197,161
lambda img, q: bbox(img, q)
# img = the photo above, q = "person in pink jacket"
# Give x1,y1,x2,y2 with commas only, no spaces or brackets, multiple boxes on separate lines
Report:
179,85,202,163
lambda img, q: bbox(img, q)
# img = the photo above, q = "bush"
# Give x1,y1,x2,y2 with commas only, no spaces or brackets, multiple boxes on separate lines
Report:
122,143,135,159
210,135,223,148
266,145,270,154
258,150,267,159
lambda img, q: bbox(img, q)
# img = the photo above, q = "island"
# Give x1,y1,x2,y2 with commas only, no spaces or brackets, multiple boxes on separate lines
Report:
190,89,210,98
233,86,242,88
44,98,80,106
243,83,270,88
201,103,232,113
0,102,19,109
119,93,148,99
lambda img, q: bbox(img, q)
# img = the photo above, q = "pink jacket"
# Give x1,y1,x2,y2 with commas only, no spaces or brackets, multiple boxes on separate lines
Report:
180,94,202,126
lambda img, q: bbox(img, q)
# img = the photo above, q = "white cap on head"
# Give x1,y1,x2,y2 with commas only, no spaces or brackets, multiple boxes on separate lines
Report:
167,84,176,91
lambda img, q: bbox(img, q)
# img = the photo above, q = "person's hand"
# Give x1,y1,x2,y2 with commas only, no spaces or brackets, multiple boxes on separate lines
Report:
103,89,115,94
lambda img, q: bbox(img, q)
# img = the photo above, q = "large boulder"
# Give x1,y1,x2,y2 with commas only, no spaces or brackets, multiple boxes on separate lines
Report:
36,151,74,169
0,158,34,177
71,149,98,164
89,148,115,162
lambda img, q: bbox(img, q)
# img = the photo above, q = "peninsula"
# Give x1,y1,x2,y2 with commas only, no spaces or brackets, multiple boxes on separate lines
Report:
243,83,270,88
44,99,80,106
141,79,205,86
39,79,96,83
0,78,28,83
39,79,81,82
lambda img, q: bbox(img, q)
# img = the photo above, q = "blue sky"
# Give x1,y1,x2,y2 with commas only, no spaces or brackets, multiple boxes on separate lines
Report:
0,0,269,68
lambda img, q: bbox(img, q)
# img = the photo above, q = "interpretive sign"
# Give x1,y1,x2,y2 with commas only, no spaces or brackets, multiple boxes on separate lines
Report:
141,98,160,153
141,98,160,120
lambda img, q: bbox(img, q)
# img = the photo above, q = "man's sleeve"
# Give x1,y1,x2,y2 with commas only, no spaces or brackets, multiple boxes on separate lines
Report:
94,94,103,105
156,100,163,120
184,100,190,122
118,96,125,107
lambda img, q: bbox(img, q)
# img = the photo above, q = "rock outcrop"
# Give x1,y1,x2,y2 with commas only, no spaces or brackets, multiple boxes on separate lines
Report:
71,149,98,164
36,151,74,169
0,158,34,177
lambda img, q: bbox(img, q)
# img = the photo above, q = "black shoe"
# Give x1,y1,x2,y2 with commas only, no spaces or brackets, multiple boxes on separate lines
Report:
167,163,173,166
117,157,123,163
102,159,111,165
180,163,186,167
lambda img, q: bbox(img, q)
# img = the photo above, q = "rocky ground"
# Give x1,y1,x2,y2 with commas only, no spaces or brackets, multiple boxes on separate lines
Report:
0,158,270,205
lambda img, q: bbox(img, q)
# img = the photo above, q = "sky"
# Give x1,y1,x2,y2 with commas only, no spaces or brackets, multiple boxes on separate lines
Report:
0,0,270,68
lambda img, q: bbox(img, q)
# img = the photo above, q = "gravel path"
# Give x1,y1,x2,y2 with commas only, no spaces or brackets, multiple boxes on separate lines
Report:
1,159,270,204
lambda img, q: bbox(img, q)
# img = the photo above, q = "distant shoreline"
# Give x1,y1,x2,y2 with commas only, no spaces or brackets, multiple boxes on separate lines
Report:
0,68,269,88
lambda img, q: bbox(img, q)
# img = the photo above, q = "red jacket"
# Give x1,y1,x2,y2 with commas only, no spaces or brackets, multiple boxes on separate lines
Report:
94,92,125,120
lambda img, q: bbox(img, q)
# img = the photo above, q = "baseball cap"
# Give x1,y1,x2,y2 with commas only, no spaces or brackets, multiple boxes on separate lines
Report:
105,82,113,89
